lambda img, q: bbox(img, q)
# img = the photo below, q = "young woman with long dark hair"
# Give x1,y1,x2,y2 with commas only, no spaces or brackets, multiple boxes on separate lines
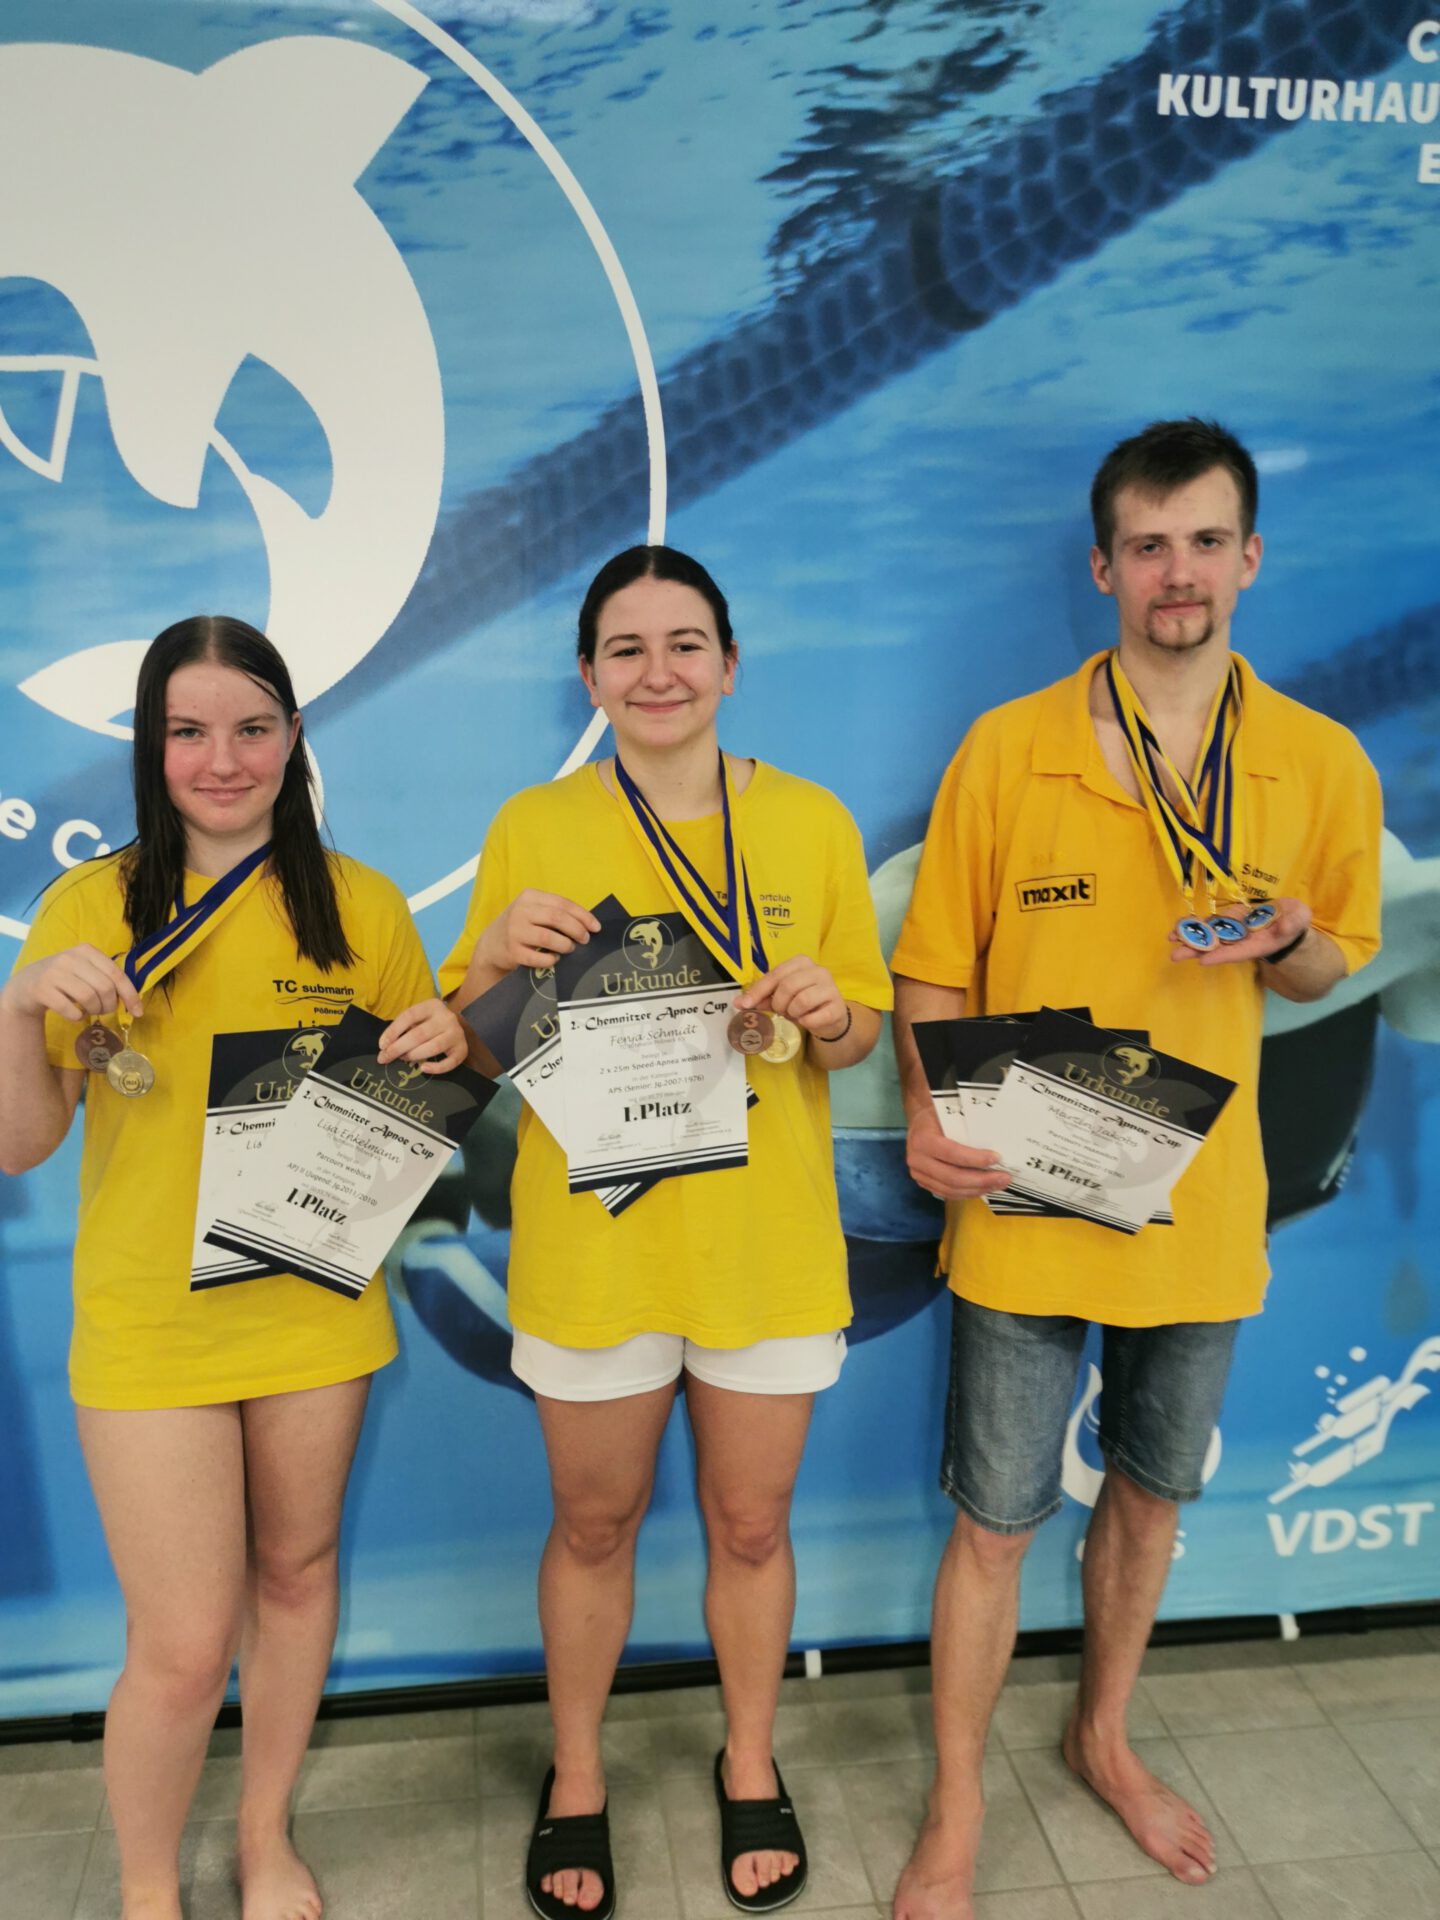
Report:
0,615,466,1920
443,547,892,1918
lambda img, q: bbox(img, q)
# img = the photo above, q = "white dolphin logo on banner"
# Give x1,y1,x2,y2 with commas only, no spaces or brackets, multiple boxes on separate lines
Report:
1269,1335,1440,1505
0,35,444,737
1062,1362,1223,1510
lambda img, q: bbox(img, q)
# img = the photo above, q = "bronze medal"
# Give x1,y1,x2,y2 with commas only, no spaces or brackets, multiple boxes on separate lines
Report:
75,1023,122,1071
727,1008,773,1056
759,1014,803,1065
106,1047,156,1099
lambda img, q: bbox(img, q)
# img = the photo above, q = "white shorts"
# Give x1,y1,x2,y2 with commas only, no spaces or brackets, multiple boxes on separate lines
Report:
511,1328,847,1403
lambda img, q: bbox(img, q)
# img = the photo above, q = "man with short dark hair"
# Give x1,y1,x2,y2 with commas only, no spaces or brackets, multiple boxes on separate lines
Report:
889,419,1381,1919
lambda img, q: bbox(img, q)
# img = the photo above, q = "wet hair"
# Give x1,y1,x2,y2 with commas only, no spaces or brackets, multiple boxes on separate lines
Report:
1090,418,1258,556
576,545,735,663
121,615,354,969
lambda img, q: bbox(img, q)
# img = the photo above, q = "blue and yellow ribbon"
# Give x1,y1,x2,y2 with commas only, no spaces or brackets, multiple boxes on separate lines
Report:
612,755,769,983
1105,655,1243,918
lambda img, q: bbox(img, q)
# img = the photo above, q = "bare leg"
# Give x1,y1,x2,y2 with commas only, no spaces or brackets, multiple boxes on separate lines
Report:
77,1405,247,1920
686,1379,813,1901
235,1377,371,1920
1062,1466,1215,1883
535,1383,676,1911
892,1514,1030,1920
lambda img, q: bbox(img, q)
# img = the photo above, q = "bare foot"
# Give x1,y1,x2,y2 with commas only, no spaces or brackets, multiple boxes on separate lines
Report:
1062,1716,1215,1884
540,1766,608,1912
237,1828,323,1920
721,1751,800,1901
890,1783,984,1920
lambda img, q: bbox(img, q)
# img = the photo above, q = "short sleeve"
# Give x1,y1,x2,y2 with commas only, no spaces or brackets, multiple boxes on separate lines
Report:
1299,734,1383,976
437,803,515,998
818,802,894,1011
889,734,996,989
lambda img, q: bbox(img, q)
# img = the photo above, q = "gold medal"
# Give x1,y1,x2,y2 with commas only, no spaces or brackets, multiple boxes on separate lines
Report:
106,1047,155,1098
75,1022,122,1071
760,1014,803,1064
727,1008,773,1055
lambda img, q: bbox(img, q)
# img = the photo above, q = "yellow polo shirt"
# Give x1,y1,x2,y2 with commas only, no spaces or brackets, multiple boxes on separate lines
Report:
16,854,434,1407
891,652,1381,1325
439,762,893,1348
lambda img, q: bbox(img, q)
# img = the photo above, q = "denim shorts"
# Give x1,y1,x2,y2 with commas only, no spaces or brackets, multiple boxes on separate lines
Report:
940,1295,1240,1534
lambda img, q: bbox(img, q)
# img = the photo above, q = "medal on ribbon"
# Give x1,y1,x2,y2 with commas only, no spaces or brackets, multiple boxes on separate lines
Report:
611,754,801,1063
103,841,275,1097
1105,656,1267,950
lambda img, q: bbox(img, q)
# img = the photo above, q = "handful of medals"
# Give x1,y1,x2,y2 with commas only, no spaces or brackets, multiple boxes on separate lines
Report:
725,1006,802,1064
1107,656,1277,952
75,1016,155,1097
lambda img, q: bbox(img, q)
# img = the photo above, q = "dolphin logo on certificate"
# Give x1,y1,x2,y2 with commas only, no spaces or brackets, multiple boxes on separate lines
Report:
554,898,749,1193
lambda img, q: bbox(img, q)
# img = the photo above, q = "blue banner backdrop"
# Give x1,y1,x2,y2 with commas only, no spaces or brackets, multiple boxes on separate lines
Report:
1,0,1437,1717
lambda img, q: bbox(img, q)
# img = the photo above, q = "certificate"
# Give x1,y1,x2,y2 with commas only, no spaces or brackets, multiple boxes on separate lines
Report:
465,898,675,1218
190,1027,331,1289
984,1008,1235,1233
202,1006,497,1296
915,1012,1092,1217
555,900,747,1191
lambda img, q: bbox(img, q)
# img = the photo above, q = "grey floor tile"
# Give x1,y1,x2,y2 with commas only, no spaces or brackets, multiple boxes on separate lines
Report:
1006,1653,1084,1688
101,1752,244,1829
74,1820,241,1920
649,1700,829,1777
1179,1725,1414,1865
1139,1638,1292,1677
0,1739,105,1776
0,1762,105,1836
1294,1650,1440,1723
476,1707,649,1794
1071,1869,1273,1917
811,1693,937,1767
1142,1666,1325,1738
798,1663,932,1702
662,1763,871,1918
290,1799,480,1920
294,1730,477,1812
1284,1627,1433,1665
1009,1739,1228,1886
0,1830,95,1920
480,1783,679,1920
839,1751,1060,1902
309,1705,475,1747
610,1680,724,1720
1338,1715,1440,1845
1258,1850,1440,1919
994,1681,1163,1752
972,1894,1081,1920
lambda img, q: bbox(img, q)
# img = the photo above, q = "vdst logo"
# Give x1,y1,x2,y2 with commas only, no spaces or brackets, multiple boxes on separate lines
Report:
1016,873,1096,911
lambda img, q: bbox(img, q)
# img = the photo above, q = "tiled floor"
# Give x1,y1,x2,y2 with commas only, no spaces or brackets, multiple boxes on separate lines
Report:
3,1625,1439,1918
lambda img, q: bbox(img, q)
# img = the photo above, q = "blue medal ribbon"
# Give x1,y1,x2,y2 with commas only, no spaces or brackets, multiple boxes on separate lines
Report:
121,840,274,993
612,755,768,981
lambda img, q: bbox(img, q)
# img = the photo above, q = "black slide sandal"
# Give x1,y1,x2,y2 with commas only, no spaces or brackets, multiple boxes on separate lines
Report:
525,1767,617,1920
712,1749,808,1913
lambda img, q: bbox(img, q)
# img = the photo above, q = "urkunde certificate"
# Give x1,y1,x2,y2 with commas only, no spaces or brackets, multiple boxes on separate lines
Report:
190,1027,332,1288
984,1008,1235,1234
555,901,747,1191
202,1006,497,1296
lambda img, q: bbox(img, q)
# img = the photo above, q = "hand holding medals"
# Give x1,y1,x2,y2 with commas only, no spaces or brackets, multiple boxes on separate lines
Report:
732,956,848,1063
0,942,144,1066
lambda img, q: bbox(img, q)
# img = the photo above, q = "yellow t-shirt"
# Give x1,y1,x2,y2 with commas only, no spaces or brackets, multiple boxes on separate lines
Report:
439,762,894,1348
890,651,1382,1326
15,854,435,1408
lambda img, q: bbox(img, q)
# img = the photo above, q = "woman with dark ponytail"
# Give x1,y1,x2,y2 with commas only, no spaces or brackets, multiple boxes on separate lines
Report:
0,616,465,1920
